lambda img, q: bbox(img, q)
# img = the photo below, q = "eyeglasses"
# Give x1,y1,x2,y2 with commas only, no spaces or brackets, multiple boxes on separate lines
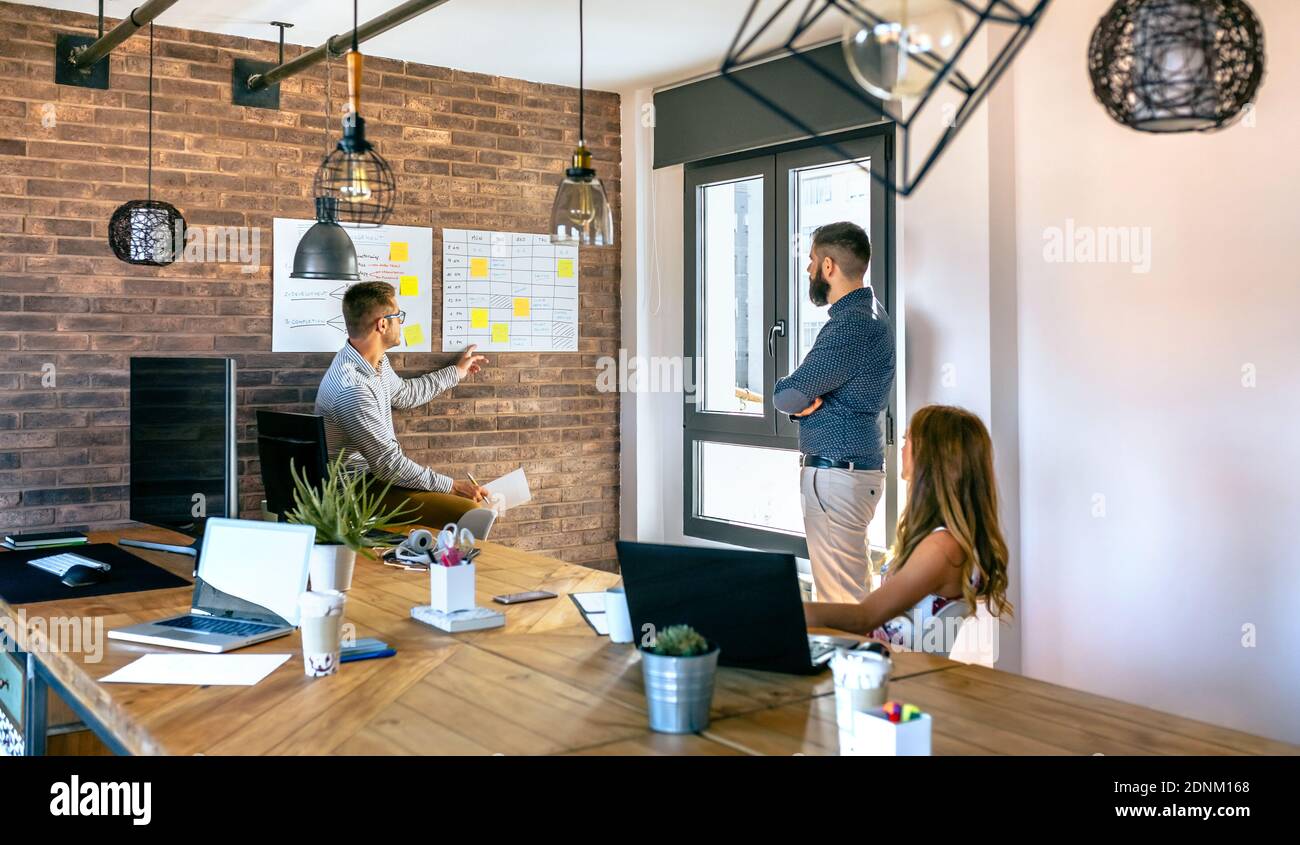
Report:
383,310,407,324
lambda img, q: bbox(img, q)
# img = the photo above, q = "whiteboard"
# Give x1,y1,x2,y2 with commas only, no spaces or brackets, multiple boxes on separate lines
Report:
441,228,578,352
272,219,434,353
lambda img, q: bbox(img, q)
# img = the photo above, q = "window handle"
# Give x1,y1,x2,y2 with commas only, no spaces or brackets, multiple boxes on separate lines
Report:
767,320,786,357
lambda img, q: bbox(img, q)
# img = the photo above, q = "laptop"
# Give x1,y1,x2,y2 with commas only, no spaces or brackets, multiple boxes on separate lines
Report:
617,541,864,675
108,518,315,654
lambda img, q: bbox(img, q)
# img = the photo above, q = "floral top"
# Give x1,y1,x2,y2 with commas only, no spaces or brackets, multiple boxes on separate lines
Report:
873,527,979,654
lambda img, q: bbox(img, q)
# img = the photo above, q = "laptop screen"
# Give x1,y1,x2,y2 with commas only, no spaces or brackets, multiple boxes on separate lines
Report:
194,519,315,626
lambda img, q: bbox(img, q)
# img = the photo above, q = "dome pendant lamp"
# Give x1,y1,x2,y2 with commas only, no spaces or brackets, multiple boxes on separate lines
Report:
550,0,614,247
291,56,360,281
108,23,185,266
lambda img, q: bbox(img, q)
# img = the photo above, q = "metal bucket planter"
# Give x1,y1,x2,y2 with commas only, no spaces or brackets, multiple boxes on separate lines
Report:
639,645,719,734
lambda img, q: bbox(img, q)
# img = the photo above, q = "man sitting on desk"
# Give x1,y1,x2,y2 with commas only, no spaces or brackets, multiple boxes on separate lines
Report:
316,280,489,527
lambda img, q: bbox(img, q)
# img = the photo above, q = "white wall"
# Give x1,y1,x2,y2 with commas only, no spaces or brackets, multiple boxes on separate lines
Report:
1012,0,1300,743
619,0,1299,743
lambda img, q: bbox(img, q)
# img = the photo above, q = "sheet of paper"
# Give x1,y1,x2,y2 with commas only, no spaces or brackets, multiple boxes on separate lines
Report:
587,613,609,636
484,467,531,511
404,324,425,347
571,591,605,614
441,228,578,353
100,654,291,686
273,220,433,352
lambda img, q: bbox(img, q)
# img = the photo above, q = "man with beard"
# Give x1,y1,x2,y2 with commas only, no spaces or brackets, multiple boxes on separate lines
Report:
773,222,894,603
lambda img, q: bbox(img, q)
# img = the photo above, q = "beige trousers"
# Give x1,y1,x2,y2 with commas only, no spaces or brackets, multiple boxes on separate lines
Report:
800,467,885,604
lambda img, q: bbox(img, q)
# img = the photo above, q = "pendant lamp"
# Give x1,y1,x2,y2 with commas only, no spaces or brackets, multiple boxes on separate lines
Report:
1088,0,1265,133
291,57,360,280
108,23,185,266
550,0,614,246
312,0,396,227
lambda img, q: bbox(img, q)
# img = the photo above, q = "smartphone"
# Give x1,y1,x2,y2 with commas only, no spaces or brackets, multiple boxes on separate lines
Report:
492,590,557,605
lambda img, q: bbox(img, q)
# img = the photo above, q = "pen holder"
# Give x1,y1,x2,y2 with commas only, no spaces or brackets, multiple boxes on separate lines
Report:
430,563,476,614
844,710,932,756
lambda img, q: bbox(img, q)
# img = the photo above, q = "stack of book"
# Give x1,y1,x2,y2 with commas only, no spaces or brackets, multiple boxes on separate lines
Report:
2,531,89,552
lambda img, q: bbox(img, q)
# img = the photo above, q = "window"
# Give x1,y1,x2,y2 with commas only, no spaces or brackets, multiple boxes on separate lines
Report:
684,131,897,556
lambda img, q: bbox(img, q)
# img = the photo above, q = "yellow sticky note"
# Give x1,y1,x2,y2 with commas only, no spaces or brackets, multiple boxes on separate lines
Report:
470,308,489,329
403,324,424,347
556,258,574,278
399,275,419,296
390,242,409,262
491,324,509,343
513,297,530,318
470,257,489,278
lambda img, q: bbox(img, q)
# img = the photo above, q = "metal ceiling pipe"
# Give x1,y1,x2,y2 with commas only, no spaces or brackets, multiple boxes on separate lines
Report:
246,0,454,92
68,0,182,68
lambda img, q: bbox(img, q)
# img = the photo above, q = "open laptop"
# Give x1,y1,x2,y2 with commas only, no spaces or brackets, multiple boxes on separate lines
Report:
108,518,315,654
617,541,865,675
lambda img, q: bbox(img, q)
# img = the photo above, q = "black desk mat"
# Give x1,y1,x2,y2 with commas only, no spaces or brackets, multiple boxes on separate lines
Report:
0,544,191,605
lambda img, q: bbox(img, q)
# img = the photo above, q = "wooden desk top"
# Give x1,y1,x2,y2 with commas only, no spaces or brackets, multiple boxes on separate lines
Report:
4,526,1295,756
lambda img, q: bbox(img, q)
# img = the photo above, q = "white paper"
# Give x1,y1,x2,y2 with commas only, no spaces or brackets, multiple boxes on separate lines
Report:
273,219,434,352
441,228,578,352
484,468,532,511
100,654,291,686
572,592,605,614
587,613,610,636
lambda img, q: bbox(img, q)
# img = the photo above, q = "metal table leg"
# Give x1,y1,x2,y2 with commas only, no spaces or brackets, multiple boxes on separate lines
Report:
24,653,47,756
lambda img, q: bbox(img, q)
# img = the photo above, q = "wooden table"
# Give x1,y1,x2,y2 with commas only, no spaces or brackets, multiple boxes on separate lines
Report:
3,526,1295,756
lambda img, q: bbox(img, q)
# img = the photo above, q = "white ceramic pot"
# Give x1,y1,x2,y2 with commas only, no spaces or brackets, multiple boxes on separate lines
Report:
308,544,358,592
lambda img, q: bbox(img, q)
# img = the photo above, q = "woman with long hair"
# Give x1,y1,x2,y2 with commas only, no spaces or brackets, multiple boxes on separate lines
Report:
805,405,1012,651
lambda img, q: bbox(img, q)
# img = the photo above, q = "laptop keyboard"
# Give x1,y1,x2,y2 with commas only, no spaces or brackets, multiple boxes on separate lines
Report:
156,616,276,638
808,639,837,662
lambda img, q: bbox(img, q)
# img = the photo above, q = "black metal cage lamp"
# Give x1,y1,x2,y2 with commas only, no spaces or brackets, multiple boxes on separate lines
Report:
311,0,396,228
1088,0,1265,133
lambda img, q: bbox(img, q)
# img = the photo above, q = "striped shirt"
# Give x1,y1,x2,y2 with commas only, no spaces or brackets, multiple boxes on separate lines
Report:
315,342,460,493
772,286,895,468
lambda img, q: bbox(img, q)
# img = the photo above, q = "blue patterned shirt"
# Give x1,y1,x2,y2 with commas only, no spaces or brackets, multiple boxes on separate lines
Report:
773,287,895,467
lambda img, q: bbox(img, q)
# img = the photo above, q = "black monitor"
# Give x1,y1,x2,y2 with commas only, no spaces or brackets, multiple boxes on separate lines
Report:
125,357,238,557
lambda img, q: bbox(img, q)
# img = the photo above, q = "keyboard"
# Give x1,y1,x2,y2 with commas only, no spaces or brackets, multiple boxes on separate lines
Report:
155,615,277,638
27,552,111,577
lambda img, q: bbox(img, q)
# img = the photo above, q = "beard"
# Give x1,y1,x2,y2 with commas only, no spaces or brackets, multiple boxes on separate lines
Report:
809,267,831,308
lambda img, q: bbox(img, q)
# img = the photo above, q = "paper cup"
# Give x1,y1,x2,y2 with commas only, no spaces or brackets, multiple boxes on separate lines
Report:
299,590,346,678
604,586,634,643
830,647,892,753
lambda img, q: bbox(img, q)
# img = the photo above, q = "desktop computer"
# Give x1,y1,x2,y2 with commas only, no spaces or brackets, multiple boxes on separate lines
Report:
123,357,238,558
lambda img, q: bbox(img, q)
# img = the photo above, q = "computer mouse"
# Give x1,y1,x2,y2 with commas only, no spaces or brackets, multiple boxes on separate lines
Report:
61,564,108,588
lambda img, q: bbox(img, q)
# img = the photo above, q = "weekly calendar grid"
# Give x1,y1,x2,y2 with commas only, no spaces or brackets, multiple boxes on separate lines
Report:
440,229,579,352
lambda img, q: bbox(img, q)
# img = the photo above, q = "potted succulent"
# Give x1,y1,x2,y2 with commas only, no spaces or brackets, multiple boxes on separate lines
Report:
285,454,415,591
639,624,719,734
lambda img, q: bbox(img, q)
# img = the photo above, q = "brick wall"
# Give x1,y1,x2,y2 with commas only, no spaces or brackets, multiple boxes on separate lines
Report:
0,3,622,568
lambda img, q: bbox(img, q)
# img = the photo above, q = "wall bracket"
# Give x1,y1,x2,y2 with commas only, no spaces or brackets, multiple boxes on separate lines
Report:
55,34,109,89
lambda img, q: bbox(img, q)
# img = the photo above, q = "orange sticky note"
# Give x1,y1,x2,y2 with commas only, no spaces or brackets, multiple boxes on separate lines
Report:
390,242,409,262
470,308,488,329
491,323,509,343
513,297,530,317
403,324,424,347
399,275,419,296
556,258,574,278
470,257,489,278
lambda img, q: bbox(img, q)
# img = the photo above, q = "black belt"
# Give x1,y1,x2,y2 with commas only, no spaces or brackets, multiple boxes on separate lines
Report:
801,455,881,472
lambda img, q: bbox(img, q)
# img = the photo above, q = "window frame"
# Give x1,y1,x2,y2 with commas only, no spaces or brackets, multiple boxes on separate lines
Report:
682,126,898,557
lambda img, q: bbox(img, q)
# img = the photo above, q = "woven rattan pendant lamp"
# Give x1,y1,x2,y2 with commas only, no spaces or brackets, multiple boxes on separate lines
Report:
108,22,185,266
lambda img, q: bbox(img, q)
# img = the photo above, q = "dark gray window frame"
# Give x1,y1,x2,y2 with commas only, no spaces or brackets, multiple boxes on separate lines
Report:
682,126,898,556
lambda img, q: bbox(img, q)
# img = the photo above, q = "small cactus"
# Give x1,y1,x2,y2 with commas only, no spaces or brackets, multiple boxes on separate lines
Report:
649,624,710,657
